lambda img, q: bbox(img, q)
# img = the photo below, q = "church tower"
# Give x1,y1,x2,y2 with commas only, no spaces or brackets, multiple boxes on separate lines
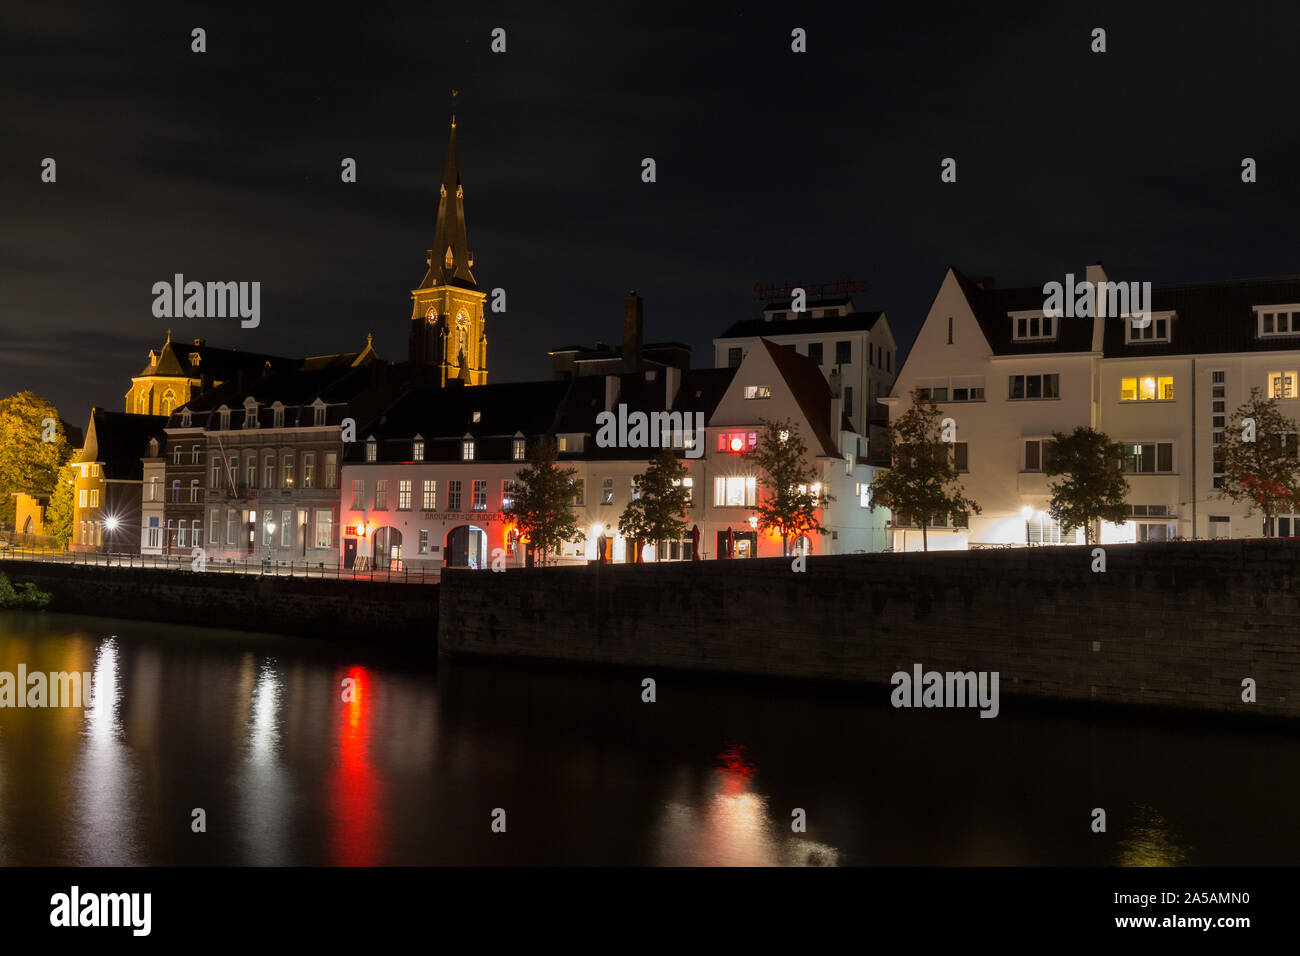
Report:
409,98,488,385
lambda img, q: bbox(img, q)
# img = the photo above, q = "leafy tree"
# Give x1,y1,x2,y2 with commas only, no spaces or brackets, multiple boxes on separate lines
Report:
0,392,74,527
44,464,77,548
742,418,834,557
1219,387,1300,535
503,438,585,565
868,393,980,551
618,448,691,561
1043,426,1130,544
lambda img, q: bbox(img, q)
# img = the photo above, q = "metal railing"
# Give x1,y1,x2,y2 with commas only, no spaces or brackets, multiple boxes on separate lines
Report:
0,544,442,584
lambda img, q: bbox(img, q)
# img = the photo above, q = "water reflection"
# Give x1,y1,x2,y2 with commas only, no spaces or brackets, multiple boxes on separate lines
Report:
237,658,289,864
653,744,841,866
330,666,383,865
0,614,1295,865
1115,804,1191,866
74,637,140,864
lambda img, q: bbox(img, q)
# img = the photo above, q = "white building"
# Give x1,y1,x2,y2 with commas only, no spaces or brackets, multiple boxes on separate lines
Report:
886,262,1300,550
714,297,898,440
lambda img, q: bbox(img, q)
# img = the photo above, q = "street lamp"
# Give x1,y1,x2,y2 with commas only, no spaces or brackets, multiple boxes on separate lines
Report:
265,519,276,568
1021,506,1033,546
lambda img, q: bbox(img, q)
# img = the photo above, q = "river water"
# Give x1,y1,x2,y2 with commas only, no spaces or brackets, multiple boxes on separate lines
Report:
0,611,1295,866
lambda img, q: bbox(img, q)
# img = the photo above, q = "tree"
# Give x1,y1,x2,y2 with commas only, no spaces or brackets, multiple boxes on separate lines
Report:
1043,426,1130,545
618,448,691,562
868,392,981,551
742,418,834,557
1219,387,1300,535
44,464,76,548
503,438,585,565
0,392,74,527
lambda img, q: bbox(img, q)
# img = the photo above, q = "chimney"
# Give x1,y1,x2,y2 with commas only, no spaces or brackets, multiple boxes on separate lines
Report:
665,365,681,409
623,292,643,371
604,374,621,413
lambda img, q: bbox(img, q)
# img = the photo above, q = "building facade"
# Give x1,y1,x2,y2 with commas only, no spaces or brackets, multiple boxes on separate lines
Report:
886,262,1300,550
714,296,898,441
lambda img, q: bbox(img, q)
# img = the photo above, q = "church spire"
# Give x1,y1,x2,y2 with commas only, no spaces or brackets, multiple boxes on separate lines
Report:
422,91,476,291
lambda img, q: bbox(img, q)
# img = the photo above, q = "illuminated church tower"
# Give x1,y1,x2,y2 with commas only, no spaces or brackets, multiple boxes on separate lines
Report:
409,98,488,385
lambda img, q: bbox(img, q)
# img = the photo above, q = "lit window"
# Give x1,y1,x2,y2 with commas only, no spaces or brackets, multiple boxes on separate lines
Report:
472,480,487,511
744,385,772,399
365,438,377,462
412,438,425,461
717,431,757,453
398,479,412,510
512,438,526,460
1120,375,1174,401
462,439,475,461
1268,371,1298,399
422,480,436,510
712,475,757,507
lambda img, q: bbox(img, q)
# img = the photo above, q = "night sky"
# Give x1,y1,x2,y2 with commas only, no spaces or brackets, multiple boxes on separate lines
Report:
4,1,1299,422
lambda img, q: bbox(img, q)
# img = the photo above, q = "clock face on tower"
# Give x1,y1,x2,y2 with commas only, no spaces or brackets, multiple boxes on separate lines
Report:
426,308,438,325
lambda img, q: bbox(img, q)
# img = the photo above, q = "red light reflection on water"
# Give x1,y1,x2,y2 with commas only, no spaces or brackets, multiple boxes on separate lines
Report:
717,744,756,796
330,666,384,865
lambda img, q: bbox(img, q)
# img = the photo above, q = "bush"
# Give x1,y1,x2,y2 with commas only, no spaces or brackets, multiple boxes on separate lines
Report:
0,571,51,609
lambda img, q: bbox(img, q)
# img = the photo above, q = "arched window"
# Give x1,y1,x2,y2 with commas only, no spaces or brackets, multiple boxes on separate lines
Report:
138,391,150,414
161,389,177,416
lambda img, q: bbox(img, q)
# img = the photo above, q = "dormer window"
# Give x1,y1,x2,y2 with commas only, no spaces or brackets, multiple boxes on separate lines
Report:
365,437,377,462
462,436,475,461
312,400,326,426
180,409,192,427
1125,312,1173,344
218,405,231,430
1010,311,1056,342
1257,307,1300,338
412,436,425,461
512,435,526,460
271,402,285,428
243,397,258,428
189,352,201,367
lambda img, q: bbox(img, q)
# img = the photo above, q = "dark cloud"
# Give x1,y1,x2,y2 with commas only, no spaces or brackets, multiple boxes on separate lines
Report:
3,0,1299,425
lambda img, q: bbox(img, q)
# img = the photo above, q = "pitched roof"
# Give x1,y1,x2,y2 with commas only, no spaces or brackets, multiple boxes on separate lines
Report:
1101,275,1300,357
136,338,296,380
717,310,885,340
755,338,843,457
78,409,168,480
950,267,1095,355
951,266,1300,358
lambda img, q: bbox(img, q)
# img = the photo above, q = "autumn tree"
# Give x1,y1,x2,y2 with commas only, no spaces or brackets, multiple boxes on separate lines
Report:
0,392,74,527
1043,426,1130,544
868,393,980,551
1219,387,1300,535
618,448,691,562
742,418,833,557
43,464,77,548
503,438,585,565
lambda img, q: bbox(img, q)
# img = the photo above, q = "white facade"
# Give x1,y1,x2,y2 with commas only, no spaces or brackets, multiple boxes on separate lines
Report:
714,300,898,435
887,263,1300,550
